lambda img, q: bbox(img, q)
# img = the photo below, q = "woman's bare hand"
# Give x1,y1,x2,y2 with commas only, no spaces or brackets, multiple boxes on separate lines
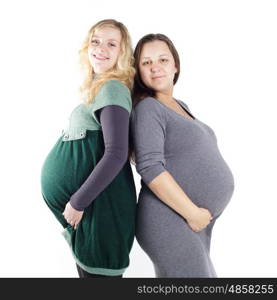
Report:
186,207,213,232
62,202,84,230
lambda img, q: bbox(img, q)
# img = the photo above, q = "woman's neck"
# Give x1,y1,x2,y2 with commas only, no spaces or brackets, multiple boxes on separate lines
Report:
155,91,175,103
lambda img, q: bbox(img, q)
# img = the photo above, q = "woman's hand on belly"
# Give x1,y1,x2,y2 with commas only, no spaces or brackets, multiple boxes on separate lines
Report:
62,202,84,230
186,207,213,232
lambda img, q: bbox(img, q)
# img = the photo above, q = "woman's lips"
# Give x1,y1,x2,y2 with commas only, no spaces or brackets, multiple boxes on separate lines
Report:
93,54,109,61
152,75,165,79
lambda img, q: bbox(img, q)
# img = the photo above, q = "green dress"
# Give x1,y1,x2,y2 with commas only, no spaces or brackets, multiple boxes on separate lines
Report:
40,80,137,276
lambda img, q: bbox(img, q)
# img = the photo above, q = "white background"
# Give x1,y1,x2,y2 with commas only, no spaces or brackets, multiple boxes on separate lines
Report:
0,0,276,277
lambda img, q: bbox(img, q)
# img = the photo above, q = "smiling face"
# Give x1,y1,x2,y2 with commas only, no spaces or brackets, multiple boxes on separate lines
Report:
139,40,178,95
88,26,122,74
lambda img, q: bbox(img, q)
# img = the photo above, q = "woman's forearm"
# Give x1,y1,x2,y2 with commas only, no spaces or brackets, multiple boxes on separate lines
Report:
147,170,199,220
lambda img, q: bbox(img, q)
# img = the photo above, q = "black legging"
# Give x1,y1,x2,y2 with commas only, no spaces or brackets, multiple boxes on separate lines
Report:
76,264,123,278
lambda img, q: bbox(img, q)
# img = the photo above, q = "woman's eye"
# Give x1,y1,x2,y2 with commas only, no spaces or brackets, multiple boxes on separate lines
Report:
161,58,168,63
91,39,99,45
142,61,150,66
108,43,116,47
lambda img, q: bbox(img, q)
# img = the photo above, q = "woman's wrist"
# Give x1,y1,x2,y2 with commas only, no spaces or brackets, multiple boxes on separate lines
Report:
182,202,199,221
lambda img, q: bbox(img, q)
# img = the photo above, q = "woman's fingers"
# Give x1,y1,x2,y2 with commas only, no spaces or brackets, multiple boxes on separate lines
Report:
64,217,75,226
62,211,83,229
68,218,80,230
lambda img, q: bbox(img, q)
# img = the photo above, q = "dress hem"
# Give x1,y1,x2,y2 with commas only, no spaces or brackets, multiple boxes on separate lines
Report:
61,227,127,276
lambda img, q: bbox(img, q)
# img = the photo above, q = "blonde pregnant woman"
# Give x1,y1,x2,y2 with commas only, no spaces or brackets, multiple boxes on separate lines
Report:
40,19,136,278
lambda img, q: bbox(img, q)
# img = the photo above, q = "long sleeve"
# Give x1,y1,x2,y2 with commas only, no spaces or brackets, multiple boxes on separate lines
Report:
69,105,130,211
130,97,167,185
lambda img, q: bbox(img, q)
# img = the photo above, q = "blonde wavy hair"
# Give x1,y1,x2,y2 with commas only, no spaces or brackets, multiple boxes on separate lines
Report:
79,19,135,105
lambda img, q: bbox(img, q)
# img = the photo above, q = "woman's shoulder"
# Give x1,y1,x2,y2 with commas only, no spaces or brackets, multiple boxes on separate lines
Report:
92,79,132,117
134,96,162,111
132,96,166,120
98,79,130,97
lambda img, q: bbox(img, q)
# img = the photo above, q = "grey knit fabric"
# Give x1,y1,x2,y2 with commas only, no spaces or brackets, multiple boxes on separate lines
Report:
130,96,235,277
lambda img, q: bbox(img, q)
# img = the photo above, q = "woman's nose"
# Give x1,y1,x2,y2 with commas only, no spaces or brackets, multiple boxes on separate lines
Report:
96,44,107,54
151,63,161,73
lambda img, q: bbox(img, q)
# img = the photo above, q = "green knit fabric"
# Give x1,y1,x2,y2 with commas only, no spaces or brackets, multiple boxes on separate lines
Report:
62,80,132,141
91,79,132,126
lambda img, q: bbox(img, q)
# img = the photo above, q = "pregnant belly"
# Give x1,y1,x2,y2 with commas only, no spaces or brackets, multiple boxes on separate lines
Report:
40,136,101,210
168,153,235,217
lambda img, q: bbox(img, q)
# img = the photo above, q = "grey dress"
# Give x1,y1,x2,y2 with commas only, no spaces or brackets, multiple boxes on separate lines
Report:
130,96,235,277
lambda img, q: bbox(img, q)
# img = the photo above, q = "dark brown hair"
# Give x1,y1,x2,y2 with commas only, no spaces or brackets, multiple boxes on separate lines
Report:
131,33,181,106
